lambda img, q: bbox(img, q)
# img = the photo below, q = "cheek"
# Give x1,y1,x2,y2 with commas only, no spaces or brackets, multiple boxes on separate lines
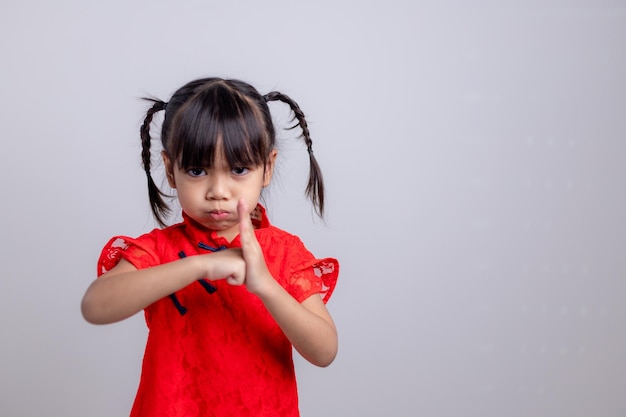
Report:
175,183,198,204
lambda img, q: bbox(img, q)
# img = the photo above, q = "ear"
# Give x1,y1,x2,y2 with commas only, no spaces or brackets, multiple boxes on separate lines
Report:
161,151,176,188
262,149,278,187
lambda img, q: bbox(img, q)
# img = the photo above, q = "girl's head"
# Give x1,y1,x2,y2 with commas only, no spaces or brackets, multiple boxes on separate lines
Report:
140,77,325,228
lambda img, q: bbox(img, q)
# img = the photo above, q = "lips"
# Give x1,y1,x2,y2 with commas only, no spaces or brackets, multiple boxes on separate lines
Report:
209,210,229,220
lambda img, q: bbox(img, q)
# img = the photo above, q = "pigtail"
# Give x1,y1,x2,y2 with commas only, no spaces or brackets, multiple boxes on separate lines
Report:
140,99,171,227
263,91,325,217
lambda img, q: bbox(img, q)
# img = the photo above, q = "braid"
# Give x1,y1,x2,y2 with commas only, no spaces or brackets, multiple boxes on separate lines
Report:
263,92,325,217
140,99,171,226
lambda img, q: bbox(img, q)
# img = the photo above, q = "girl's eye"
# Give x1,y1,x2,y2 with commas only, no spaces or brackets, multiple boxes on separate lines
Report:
232,167,249,175
187,168,206,177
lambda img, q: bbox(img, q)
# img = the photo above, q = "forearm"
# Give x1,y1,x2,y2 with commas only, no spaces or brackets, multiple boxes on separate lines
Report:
81,257,205,325
256,281,338,367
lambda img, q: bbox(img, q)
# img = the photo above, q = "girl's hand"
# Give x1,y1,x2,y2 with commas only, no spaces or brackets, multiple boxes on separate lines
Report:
202,248,246,286
236,198,274,294
199,199,271,289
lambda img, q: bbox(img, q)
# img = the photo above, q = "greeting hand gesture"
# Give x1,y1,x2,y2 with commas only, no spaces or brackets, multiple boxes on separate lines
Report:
234,198,273,294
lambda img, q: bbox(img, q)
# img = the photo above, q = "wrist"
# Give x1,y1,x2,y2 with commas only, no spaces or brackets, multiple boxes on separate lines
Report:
184,255,210,283
249,272,282,300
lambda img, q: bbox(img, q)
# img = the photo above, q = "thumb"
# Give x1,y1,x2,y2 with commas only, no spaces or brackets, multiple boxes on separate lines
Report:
237,199,264,268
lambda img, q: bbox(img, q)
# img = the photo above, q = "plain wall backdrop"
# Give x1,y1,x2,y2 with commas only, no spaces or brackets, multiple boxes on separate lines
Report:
1,1,625,416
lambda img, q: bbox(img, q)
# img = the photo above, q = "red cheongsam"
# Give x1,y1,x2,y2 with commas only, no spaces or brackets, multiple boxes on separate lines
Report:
97,206,338,417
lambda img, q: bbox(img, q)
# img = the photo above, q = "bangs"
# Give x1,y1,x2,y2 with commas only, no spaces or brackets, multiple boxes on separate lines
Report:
168,84,269,170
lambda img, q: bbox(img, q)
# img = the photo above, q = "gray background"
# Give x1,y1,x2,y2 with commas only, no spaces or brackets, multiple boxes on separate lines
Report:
1,1,625,416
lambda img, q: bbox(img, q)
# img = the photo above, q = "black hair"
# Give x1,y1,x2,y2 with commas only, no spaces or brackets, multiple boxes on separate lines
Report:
140,77,325,227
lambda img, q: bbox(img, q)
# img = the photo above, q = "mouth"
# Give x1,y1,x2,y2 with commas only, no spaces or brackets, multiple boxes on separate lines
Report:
208,210,230,221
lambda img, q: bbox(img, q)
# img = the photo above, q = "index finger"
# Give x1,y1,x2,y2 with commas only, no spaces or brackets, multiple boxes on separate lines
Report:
237,198,255,243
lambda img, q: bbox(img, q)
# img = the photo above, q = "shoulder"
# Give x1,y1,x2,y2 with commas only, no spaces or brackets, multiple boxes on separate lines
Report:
97,221,188,275
258,226,340,303
258,225,308,250
261,224,298,239
108,222,186,252
256,226,320,271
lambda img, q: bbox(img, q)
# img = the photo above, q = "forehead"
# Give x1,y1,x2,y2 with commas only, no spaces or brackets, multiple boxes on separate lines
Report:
206,140,230,168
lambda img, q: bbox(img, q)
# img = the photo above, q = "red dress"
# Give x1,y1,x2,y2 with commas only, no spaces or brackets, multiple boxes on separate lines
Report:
97,206,338,417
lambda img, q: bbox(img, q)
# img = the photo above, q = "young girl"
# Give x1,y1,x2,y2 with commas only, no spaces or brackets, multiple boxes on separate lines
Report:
81,77,339,417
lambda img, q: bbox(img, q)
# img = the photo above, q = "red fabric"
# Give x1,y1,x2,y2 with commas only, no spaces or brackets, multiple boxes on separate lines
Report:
97,206,338,417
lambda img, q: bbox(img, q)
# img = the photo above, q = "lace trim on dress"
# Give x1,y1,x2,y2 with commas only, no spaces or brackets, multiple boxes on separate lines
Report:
289,257,339,303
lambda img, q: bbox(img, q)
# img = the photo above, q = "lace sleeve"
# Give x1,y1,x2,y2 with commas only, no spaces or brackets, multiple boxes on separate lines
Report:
288,257,339,304
97,235,159,277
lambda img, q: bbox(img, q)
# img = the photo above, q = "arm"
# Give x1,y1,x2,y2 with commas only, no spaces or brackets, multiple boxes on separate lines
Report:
81,249,246,325
257,283,338,367
236,199,338,367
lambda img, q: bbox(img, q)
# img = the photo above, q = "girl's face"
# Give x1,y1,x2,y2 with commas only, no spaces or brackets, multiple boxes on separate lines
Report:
163,147,277,242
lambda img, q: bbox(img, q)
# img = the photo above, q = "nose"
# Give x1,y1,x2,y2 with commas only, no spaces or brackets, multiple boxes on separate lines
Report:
206,172,229,200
